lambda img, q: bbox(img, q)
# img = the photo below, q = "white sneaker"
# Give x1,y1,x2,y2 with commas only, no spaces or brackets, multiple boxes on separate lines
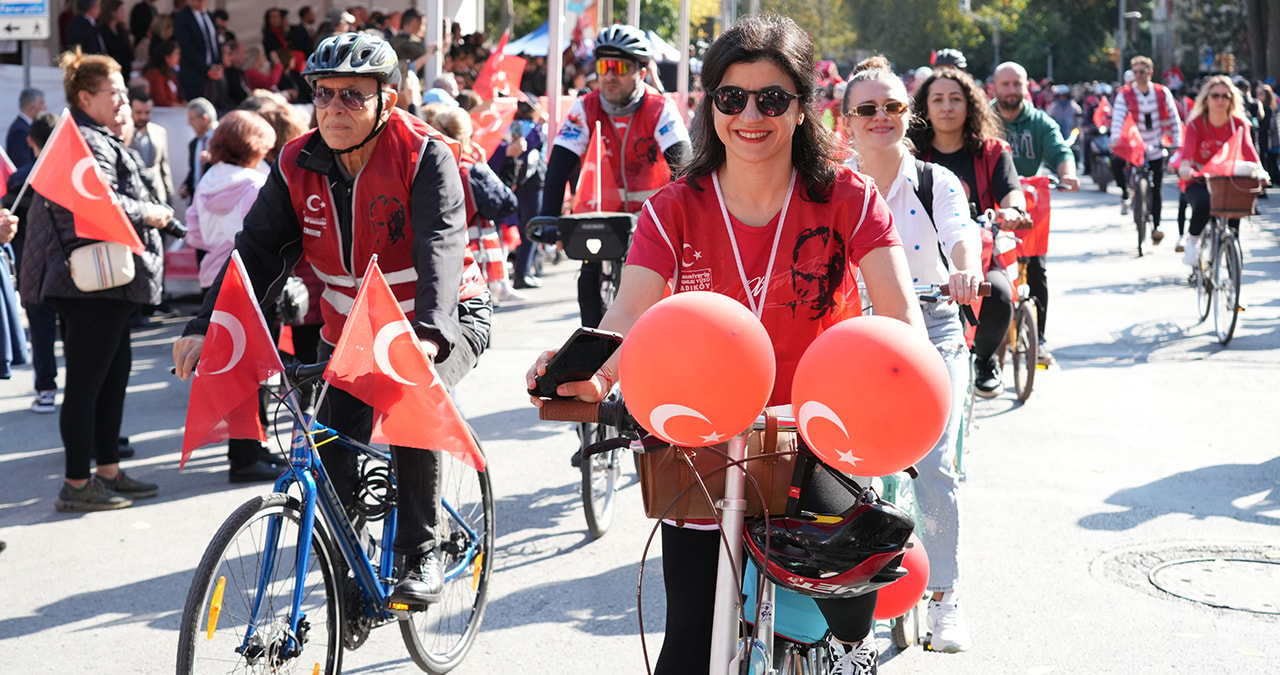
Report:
30,390,56,414
1120,197,1129,216
1182,235,1199,266
827,635,878,674
488,281,526,305
1175,234,1187,253
926,591,972,653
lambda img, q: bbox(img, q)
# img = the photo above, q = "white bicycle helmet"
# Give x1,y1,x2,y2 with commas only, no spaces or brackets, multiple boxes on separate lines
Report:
304,32,401,87
594,24,654,63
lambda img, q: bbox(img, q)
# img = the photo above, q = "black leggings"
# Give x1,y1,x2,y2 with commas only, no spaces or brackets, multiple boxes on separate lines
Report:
1184,181,1240,237
972,268,1013,362
1021,255,1049,339
655,461,879,673
1113,155,1167,226
51,297,139,480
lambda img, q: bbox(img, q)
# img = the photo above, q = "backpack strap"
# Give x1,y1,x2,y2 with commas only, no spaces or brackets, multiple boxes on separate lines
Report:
911,160,948,271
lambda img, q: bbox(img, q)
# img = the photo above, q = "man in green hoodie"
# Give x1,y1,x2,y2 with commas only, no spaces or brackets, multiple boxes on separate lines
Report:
993,61,1079,367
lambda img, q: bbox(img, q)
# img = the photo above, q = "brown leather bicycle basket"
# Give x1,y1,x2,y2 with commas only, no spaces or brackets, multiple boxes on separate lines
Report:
636,411,798,521
1206,175,1263,218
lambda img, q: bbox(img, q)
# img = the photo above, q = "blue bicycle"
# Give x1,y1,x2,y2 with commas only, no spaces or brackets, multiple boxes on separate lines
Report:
176,361,494,674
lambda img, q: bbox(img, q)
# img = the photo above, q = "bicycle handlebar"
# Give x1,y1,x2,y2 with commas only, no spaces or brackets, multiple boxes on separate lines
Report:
917,282,991,301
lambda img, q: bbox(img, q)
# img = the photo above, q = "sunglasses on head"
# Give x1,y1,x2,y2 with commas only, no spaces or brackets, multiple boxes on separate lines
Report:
845,100,909,118
595,59,636,76
711,85,801,117
313,85,380,111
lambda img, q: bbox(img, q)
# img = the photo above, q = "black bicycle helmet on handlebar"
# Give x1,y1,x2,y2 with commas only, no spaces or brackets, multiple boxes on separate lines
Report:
744,492,915,599
593,24,655,63
932,48,968,70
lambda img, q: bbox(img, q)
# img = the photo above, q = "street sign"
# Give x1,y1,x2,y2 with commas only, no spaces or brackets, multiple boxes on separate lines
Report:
0,0,48,40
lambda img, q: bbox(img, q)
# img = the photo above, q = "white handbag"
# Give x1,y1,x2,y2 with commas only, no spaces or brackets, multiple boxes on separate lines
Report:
67,241,136,292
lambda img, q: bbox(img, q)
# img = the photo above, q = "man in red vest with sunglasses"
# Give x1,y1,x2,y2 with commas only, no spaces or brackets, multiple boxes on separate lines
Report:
536,24,691,328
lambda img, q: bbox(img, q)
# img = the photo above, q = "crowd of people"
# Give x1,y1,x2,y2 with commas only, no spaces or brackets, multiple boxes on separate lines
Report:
0,8,1276,674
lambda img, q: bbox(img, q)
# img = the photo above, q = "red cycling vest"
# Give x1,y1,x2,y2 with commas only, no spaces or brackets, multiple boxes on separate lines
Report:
581,85,673,213
1120,83,1172,126
919,137,1010,213
279,108,481,344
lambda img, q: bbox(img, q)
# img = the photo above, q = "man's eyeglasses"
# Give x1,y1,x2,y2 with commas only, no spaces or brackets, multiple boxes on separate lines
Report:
845,100,909,118
595,59,636,76
711,85,801,117
313,85,380,111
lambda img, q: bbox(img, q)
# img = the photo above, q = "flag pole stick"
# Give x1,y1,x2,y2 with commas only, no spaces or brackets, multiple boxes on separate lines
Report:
593,121,601,211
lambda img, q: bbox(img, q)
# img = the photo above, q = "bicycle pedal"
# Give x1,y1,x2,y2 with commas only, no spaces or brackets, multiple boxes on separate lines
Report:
387,599,429,615
570,449,583,469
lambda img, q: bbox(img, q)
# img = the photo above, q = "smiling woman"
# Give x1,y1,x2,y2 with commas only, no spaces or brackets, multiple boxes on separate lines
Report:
18,48,177,512
525,13,925,675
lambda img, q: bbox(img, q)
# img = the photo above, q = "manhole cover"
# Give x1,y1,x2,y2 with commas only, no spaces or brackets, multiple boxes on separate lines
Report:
1149,558,1280,614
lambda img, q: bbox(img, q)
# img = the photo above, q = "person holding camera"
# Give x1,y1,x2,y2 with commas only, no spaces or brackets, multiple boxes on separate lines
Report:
536,24,690,328
20,50,179,511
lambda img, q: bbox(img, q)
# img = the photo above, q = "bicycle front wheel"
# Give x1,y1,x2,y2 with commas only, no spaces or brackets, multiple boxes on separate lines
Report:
400,450,495,673
1213,232,1243,345
580,421,623,538
1012,301,1038,403
177,493,343,675
1133,175,1148,256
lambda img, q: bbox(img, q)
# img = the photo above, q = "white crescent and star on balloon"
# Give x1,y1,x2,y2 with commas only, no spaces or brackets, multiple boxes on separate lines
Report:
649,403,714,442
797,400,863,468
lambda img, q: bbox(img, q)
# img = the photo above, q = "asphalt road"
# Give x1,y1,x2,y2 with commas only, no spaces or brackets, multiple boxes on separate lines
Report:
1,179,1278,674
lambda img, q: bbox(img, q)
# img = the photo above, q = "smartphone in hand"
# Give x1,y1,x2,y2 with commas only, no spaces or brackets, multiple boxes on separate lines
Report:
529,327,624,399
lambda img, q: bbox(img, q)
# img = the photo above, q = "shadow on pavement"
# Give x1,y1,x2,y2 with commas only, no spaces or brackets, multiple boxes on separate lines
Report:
481,558,663,638
0,566,192,640
1078,457,1280,532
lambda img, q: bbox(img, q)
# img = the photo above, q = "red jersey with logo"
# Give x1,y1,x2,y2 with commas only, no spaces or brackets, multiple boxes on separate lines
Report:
1179,115,1260,191
627,166,901,406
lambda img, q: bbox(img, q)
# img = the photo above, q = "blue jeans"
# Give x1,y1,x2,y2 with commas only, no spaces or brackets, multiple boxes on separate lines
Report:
914,300,968,592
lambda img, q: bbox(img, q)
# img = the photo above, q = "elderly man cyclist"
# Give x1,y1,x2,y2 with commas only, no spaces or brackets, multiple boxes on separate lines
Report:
992,61,1080,367
173,32,488,607
536,24,691,328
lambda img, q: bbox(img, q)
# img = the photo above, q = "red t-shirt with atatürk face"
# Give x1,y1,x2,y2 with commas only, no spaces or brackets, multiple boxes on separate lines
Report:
627,165,901,406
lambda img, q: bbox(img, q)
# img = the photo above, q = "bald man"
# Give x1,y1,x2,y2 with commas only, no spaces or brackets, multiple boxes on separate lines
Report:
991,61,1079,367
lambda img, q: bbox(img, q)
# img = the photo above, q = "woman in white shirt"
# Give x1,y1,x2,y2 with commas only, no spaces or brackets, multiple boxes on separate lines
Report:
841,55,982,654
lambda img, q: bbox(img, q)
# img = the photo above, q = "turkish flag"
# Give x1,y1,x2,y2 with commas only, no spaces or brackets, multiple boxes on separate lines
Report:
28,110,145,254
323,259,486,471
1111,114,1146,168
0,144,15,198
1092,96,1112,130
472,31,526,102
572,120,621,212
1198,126,1245,178
1014,176,1053,258
181,251,285,467
469,97,519,161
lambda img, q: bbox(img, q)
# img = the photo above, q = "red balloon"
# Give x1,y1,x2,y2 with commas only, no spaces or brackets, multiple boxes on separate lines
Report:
791,315,950,477
873,533,930,620
619,292,775,447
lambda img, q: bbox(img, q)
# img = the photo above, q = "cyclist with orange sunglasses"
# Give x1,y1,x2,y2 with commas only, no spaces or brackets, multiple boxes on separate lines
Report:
536,24,691,328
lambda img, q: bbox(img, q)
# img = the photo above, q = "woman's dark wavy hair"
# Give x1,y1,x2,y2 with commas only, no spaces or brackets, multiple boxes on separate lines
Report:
684,13,837,202
906,67,1004,155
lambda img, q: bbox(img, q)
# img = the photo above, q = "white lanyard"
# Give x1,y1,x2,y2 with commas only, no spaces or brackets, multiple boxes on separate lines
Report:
712,169,796,319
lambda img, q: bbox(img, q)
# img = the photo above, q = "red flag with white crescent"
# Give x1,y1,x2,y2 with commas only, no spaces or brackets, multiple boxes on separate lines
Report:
1197,126,1245,178
28,110,145,254
572,120,622,212
323,259,486,471
469,97,519,162
181,251,285,466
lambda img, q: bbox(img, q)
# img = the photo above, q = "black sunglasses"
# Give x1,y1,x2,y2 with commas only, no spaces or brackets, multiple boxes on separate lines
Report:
313,85,380,111
711,85,801,117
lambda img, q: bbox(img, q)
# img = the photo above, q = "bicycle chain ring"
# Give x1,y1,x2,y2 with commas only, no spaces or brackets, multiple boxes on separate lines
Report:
341,575,374,649
353,458,396,522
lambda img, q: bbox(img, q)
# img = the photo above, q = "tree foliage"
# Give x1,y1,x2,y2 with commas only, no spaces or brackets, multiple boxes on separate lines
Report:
1175,0,1250,75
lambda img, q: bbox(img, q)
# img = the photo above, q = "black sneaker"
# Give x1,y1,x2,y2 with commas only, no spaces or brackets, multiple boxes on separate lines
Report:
974,358,1004,398
98,470,158,498
391,549,444,606
228,459,284,483
55,476,133,512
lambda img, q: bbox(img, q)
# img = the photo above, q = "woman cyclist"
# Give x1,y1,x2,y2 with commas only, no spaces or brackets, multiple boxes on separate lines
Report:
527,14,923,675
842,56,982,653
906,66,1031,398
1177,75,1267,266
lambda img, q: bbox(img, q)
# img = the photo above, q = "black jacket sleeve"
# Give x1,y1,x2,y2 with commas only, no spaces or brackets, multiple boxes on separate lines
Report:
408,139,466,360
538,144,582,217
183,159,304,336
